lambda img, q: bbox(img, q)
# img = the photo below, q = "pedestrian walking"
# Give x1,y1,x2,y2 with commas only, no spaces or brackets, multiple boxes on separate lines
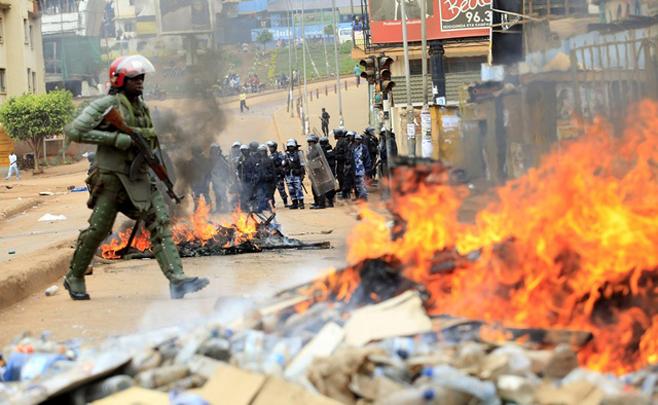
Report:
353,64,362,87
320,108,330,137
283,139,305,209
239,90,250,113
63,55,209,300
5,152,20,180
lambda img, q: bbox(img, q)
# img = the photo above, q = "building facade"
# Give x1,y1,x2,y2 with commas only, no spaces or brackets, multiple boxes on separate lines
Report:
0,0,46,166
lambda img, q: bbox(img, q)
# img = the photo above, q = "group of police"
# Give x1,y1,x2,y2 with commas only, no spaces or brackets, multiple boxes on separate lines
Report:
207,126,395,213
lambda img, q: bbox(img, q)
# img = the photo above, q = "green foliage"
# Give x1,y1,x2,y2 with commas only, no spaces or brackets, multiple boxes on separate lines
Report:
256,30,274,45
0,90,75,172
324,24,334,36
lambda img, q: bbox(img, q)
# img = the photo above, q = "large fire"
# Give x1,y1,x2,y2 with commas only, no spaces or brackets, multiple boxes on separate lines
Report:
304,100,658,374
100,199,258,259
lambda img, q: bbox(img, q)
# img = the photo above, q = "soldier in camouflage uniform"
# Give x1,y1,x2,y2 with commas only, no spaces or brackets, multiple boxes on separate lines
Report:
64,55,209,300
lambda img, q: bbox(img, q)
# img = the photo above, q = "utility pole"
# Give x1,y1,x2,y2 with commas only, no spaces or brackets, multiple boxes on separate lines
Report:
320,7,331,76
301,0,309,134
419,0,432,158
331,0,344,127
400,0,415,157
287,2,294,117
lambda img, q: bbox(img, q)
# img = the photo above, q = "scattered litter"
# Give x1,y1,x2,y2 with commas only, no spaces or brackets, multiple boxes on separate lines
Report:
44,286,59,297
38,192,54,196
4,185,13,190
68,185,88,192
7,250,15,255
38,214,67,222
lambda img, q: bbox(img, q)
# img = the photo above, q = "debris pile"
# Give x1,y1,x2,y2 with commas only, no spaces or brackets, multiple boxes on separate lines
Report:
100,201,330,260
1,288,656,404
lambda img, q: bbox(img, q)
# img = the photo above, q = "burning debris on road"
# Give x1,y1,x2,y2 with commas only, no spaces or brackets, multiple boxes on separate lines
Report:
99,200,330,260
3,103,658,404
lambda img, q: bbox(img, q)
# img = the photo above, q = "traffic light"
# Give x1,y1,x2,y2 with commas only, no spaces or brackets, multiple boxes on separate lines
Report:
378,56,395,96
359,56,377,85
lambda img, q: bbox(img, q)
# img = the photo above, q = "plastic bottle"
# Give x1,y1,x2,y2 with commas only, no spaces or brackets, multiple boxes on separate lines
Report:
421,365,500,405
378,386,437,405
85,375,134,402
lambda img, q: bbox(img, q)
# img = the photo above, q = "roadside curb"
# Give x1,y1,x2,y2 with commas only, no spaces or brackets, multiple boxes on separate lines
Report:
0,242,73,311
0,197,42,222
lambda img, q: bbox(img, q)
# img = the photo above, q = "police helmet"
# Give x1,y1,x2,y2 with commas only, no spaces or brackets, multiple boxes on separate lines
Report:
231,141,241,148
248,141,259,151
364,127,375,136
258,144,268,151
346,131,356,138
333,128,346,138
354,133,363,141
286,138,297,148
266,140,277,148
306,134,319,144
319,136,329,145
240,144,249,151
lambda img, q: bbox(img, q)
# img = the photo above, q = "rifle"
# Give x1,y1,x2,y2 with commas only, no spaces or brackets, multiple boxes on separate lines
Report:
103,107,183,204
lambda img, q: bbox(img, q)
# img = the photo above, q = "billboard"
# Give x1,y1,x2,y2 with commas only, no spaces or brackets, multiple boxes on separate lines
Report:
157,0,213,35
368,0,492,44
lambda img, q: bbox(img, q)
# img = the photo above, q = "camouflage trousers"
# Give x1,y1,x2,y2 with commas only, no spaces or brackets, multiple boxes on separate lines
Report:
68,172,185,284
285,174,304,200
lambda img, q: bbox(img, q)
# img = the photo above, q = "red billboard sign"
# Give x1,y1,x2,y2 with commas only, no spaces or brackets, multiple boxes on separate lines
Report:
368,0,492,44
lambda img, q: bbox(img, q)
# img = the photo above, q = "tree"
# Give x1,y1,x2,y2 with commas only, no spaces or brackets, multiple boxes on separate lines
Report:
324,24,334,37
256,29,273,50
0,90,75,173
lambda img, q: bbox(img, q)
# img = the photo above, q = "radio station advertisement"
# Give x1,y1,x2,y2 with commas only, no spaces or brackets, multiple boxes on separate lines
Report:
368,0,492,44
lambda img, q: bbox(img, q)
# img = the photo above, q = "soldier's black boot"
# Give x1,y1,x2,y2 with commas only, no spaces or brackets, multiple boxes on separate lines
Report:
289,199,299,209
64,275,90,301
170,277,210,299
299,200,305,209
283,197,289,207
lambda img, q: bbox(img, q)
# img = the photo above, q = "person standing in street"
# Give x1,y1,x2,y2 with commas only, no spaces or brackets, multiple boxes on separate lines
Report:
353,133,372,201
254,144,276,212
267,140,289,208
63,55,209,300
283,139,305,209
320,136,336,207
209,144,230,213
5,152,19,181
239,90,250,113
353,64,362,87
333,128,348,196
341,131,357,199
320,108,330,137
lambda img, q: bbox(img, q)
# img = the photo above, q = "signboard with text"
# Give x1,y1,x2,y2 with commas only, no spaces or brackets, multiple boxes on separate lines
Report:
156,0,213,35
368,0,492,44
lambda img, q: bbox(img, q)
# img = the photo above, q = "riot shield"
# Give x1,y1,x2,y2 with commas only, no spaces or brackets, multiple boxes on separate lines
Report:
305,144,336,195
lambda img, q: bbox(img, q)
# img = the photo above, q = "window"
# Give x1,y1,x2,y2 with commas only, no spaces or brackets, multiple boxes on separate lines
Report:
444,57,486,74
409,59,430,76
29,24,33,48
32,72,36,93
0,69,6,93
0,17,4,44
27,68,31,92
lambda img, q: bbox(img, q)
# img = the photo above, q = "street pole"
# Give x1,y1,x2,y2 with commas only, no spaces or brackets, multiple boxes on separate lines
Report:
400,0,415,157
287,3,294,117
419,0,432,158
301,0,309,135
331,0,344,127
320,7,331,76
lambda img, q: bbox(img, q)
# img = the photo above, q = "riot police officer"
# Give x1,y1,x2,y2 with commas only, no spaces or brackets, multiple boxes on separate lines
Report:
364,127,379,180
353,133,372,201
283,139,305,209
320,136,336,207
333,128,348,196
342,131,357,199
254,144,276,212
209,144,230,213
307,134,326,210
267,140,289,208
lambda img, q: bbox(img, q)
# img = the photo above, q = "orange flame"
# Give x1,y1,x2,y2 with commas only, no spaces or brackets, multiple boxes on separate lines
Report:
306,100,658,374
100,199,259,259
